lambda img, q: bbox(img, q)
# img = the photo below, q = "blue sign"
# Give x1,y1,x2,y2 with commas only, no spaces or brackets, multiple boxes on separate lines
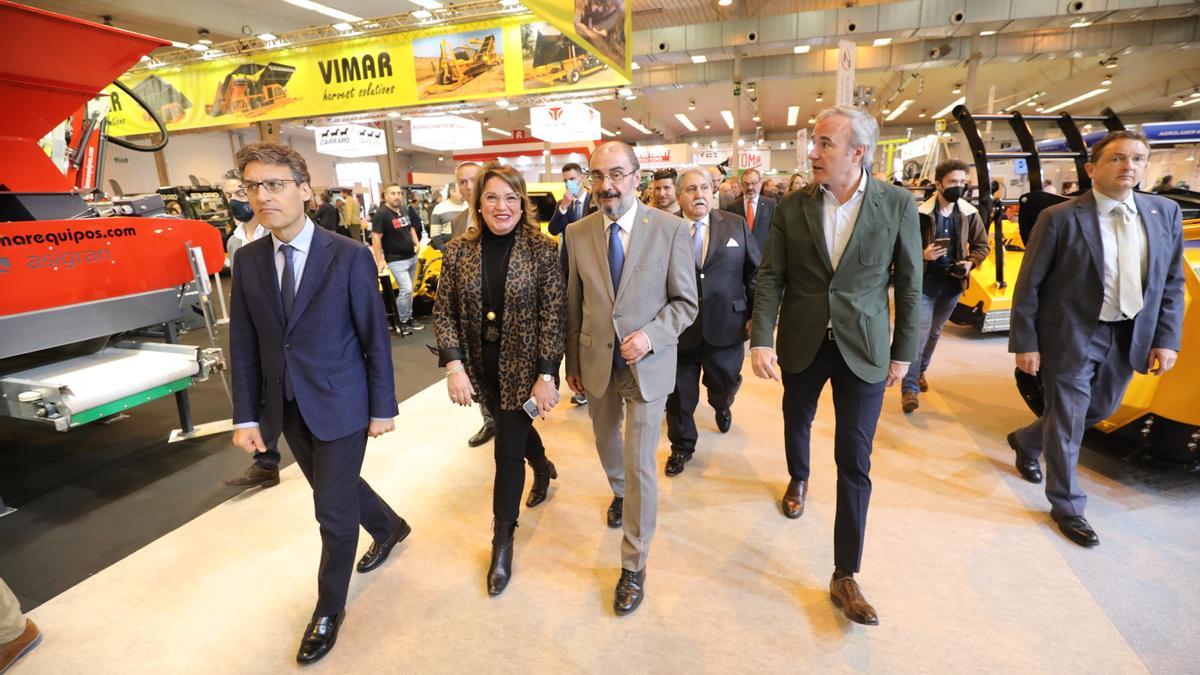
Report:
1013,158,1028,175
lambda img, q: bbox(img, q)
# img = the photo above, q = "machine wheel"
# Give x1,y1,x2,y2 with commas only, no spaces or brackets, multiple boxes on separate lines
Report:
569,69,581,84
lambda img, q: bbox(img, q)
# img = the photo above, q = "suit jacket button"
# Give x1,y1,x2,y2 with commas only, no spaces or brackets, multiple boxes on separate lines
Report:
830,288,837,294
275,378,281,384
700,273,705,279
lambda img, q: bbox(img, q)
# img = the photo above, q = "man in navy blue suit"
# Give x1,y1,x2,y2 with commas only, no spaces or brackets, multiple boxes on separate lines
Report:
230,142,410,665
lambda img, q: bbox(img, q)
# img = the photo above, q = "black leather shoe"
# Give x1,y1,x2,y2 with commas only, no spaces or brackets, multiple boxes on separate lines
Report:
665,451,691,477
526,459,557,508
715,408,732,433
1056,515,1100,548
222,464,280,489
356,518,412,573
296,612,343,664
468,423,495,447
606,496,623,528
1007,432,1043,484
781,479,807,519
571,392,588,405
614,568,646,615
487,519,517,596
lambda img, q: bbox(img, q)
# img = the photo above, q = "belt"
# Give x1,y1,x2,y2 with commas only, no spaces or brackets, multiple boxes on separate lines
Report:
1099,318,1134,326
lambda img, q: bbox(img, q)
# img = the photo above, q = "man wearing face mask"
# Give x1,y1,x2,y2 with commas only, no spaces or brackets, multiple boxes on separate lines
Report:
221,173,282,490
664,166,760,477
900,159,990,413
549,162,596,407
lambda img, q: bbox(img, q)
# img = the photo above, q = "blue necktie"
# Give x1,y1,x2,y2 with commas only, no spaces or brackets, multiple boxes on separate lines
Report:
608,222,625,369
692,222,704,269
279,244,296,400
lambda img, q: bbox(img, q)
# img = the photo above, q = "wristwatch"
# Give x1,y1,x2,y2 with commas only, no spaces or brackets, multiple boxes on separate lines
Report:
541,374,553,382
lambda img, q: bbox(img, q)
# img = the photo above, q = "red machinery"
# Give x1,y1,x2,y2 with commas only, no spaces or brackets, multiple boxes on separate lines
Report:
0,1,227,443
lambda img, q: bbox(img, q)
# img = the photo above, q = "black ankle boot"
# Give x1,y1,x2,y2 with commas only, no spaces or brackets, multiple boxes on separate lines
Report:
526,458,558,507
487,519,517,596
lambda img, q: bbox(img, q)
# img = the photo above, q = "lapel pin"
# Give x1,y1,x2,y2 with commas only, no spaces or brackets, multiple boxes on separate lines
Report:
1151,209,1158,215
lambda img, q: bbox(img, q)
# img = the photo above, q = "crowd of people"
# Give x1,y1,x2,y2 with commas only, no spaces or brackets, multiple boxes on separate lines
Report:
109,105,1181,667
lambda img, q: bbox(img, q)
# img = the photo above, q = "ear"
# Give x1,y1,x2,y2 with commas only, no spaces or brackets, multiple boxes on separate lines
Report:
299,182,314,202
1083,162,1096,180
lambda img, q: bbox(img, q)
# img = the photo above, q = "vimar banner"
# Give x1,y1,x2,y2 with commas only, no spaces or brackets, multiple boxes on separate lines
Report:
105,14,628,136
524,0,631,80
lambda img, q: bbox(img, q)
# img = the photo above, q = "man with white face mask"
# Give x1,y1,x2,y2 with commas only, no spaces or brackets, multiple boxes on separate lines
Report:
663,166,760,478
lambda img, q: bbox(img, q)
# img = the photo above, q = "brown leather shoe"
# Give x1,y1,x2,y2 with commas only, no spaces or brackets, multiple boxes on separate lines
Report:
781,479,806,519
0,619,43,672
222,464,280,489
829,574,879,625
918,373,929,392
901,391,919,414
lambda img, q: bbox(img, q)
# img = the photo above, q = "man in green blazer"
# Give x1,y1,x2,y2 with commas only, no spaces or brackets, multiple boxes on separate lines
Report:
750,106,922,626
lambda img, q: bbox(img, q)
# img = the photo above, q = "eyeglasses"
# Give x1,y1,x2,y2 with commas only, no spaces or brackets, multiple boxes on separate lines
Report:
588,168,634,185
244,179,299,194
482,193,523,207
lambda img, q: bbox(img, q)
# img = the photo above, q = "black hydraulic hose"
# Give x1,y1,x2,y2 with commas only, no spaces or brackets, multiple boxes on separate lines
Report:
106,79,168,152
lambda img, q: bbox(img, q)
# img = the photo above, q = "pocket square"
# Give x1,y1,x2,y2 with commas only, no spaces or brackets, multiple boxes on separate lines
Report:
726,238,739,247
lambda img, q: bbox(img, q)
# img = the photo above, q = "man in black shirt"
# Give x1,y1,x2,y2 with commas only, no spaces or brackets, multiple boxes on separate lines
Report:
314,190,340,232
372,183,424,335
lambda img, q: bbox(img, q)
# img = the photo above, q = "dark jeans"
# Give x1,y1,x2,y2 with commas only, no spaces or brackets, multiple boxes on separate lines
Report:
781,338,885,573
482,340,547,523
281,399,401,617
665,340,744,455
902,280,963,394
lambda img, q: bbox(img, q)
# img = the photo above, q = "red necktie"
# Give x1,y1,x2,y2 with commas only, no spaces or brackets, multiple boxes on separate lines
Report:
746,199,756,230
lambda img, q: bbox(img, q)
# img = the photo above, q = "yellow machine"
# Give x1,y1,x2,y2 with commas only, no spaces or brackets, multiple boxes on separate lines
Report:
425,35,499,96
952,218,1024,332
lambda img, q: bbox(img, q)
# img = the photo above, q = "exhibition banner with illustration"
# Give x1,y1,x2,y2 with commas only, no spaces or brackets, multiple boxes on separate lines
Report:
105,9,630,136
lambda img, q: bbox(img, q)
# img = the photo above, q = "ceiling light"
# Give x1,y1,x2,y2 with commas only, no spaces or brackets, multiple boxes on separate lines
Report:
1043,87,1108,112
1191,89,1200,98
1170,97,1200,108
189,43,208,51
615,128,622,135
737,138,744,147
882,109,891,115
387,111,401,118
282,0,362,22
497,99,509,108
952,84,962,94
816,93,823,102
885,99,913,121
1100,76,1111,86
411,0,444,8
779,142,787,150
623,117,652,134
688,100,696,111
332,22,353,31
918,110,927,118
1036,105,1046,112
787,105,799,126
170,40,190,48
718,0,732,6
257,33,277,41
704,121,711,129
489,127,511,136
674,113,698,132
807,116,815,124
794,45,810,54
507,105,518,111
932,96,966,119
710,140,718,148
692,141,699,148
305,124,316,130
438,156,445,161
600,127,616,137
617,87,632,97
979,30,997,36
198,38,213,45
412,10,432,19
630,61,640,70
720,110,735,129
1106,60,1119,69
873,38,892,47
752,114,760,122
1070,20,1091,29
500,0,521,5
691,54,707,64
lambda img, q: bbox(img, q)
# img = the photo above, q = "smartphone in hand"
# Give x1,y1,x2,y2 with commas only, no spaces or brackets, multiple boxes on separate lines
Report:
522,397,540,419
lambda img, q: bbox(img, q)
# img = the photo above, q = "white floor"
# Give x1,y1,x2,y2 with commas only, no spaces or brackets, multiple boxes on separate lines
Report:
16,329,1170,673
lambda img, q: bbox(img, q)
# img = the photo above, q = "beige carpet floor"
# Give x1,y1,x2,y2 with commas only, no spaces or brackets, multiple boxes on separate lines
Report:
17,330,1153,673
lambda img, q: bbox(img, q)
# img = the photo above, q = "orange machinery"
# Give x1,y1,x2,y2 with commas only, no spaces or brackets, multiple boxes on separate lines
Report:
0,1,226,444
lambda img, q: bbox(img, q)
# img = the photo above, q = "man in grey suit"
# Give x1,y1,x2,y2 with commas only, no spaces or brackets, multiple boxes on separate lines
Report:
665,165,760,477
565,141,698,615
1008,130,1185,548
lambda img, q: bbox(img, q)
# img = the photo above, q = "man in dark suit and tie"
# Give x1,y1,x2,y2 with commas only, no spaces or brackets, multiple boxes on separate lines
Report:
664,166,760,477
726,167,777,253
550,161,596,406
1007,130,1185,548
565,142,698,615
230,143,410,664
750,107,922,626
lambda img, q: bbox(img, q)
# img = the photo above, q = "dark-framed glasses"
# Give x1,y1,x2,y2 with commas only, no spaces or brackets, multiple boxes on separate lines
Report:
244,179,299,194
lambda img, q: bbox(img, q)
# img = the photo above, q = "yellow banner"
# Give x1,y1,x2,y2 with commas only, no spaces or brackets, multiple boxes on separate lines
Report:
106,15,628,136
524,0,631,80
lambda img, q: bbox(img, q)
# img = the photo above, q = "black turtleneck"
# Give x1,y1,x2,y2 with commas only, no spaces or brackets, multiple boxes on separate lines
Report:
480,225,517,326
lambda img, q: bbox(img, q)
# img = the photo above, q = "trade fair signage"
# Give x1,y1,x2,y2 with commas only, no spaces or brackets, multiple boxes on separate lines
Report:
692,146,771,171
409,115,484,151
523,0,632,79
530,103,601,142
634,144,689,169
105,10,630,137
314,123,387,158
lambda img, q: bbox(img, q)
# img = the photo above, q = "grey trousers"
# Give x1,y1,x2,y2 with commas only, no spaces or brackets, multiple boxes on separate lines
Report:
586,366,667,572
1012,321,1134,519
0,578,26,644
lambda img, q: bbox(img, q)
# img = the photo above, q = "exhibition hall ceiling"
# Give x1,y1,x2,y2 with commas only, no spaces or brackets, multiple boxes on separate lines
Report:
20,0,1200,145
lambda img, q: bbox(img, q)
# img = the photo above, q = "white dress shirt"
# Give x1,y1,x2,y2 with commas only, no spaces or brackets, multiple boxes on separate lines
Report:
821,169,869,270
1093,189,1149,322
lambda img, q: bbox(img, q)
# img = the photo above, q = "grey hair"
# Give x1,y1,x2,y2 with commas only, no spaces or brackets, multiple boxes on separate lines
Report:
815,106,878,171
674,164,713,191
